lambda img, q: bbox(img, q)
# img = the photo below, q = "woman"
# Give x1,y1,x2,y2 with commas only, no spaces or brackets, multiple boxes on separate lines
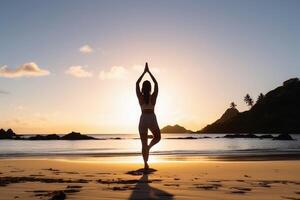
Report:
136,62,161,170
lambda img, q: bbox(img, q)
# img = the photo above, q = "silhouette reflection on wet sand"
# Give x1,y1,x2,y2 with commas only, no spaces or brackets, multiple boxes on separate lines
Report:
129,169,173,200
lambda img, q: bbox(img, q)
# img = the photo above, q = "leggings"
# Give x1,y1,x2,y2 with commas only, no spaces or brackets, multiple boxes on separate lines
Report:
139,113,160,136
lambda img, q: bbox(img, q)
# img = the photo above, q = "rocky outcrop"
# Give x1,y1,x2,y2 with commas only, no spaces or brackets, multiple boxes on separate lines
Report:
61,132,96,140
28,134,61,140
199,78,300,133
215,108,239,124
0,129,97,140
273,133,294,140
223,133,274,139
160,124,193,133
0,128,17,139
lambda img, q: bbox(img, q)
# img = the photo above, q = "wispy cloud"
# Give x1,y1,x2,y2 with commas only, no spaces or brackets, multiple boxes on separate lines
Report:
0,62,50,78
98,64,160,80
65,66,93,78
99,66,128,80
79,44,93,54
0,90,9,95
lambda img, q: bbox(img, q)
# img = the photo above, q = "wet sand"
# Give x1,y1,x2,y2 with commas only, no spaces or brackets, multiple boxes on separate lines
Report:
0,158,299,200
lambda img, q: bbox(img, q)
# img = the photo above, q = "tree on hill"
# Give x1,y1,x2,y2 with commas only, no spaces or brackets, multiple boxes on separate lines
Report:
244,94,254,107
256,93,264,104
230,102,237,109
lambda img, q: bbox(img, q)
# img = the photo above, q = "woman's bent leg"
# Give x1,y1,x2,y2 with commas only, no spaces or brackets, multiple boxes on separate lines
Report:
148,127,161,150
148,115,161,150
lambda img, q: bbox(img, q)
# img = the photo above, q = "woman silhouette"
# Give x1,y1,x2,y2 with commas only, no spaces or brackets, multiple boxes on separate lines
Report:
136,62,161,170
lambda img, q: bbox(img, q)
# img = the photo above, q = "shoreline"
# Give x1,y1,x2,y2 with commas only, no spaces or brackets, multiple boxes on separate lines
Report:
1,153,300,162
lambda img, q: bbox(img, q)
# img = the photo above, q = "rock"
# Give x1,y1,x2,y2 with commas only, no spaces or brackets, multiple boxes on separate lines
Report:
168,136,198,139
283,78,299,87
49,191,66,200
161,124,193,133
28,135,44,140
28,134,60,140
201,136,212,139
182,136,197,139
6,129,16,136
61,132,96,140
223,133,259,139
110,137,122,140
215,108,239,124
273,133,294,140
223,133,276,139
0,129,6,135
259,134,274,139
0,128,17,139
198,78,300,133
45,134,61,140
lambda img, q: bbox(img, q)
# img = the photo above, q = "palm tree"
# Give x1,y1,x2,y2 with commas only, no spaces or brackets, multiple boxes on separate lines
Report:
256,93,264,103
230,102,237,109
244,94,254,107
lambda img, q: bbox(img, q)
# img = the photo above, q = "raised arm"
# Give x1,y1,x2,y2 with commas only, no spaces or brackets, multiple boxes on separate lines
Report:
147,66,158,98
136,70,146,99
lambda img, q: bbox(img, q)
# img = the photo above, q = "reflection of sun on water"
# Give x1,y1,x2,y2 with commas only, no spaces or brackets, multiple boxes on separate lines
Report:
59,155,209,164
59,156,169,164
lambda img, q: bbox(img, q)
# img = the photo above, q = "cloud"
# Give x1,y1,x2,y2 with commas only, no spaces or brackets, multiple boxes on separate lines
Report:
98,64,160,80
15,105,25,111
79,45,93,54
65,66,93,78
99,66,128,80
0,90,9,95
0,62,50,78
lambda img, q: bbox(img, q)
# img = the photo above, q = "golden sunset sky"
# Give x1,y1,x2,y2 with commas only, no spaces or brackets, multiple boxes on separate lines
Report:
0,0,299,133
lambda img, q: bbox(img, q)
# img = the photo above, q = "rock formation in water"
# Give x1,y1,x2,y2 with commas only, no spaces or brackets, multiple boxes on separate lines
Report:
0,129,97,140
160,124,194,133
60,132,96,140
0,128,17,139
28,134,61,140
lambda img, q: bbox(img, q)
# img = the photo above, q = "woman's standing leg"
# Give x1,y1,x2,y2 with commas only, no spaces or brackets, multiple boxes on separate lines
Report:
139,116,149,169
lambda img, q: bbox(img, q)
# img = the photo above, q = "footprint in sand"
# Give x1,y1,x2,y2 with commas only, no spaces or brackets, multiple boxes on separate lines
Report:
231,190,246,194
194,183,222,190
230,187,252,194
164,183,180,187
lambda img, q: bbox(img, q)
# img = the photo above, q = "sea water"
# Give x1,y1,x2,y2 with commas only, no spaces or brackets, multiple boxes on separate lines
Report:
0,134,299,159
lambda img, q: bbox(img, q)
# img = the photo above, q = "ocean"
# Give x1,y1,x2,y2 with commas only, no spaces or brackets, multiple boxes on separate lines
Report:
0,134,299,161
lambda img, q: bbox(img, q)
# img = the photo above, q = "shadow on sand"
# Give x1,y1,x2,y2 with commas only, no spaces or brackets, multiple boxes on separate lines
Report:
128,169,173,200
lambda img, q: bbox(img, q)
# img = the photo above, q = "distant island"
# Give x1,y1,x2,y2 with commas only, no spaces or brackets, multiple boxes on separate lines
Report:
0,127,294,141
198,78,300,133
0,129,97,140
160,124,194,133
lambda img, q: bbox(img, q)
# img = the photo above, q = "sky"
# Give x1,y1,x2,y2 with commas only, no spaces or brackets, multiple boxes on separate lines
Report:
0,0,299,134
